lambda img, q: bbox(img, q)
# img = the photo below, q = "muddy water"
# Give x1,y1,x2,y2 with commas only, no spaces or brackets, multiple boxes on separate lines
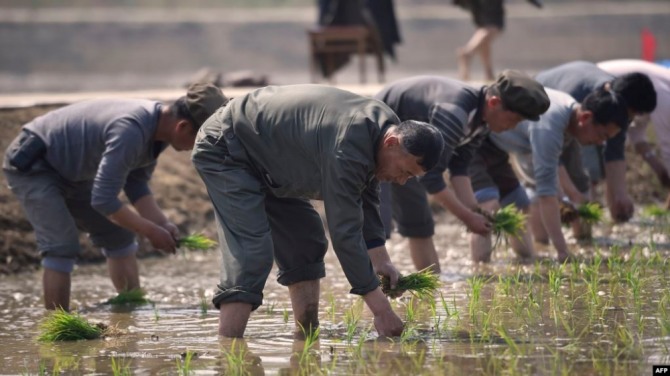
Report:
1,210,669,375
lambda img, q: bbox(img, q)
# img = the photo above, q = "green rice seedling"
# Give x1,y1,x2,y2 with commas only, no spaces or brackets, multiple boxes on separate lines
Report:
106,288,150,305
406,348,426,373
548,265,564,296
326,294,337,324
497,324,520,355
37,309,104,342
298,323,320,364
282,308,290,324
467,275,488,324
354,325,371,356
576,202,604,225
344,305,361,344
643,204,670,218
110,357,132,376
153,304,160,322
559,201,603,225
380,267,441,299
176,350,195,376
438,292,460,330
199,293,208,316
222,340,250,376
497,275,514,297
177,234,217,251
405,296,418,324
659,292,670,337
489,204,527,245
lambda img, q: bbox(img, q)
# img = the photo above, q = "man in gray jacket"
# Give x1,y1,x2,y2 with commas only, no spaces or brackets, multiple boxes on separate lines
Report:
3,83,227,311
191,84,444,338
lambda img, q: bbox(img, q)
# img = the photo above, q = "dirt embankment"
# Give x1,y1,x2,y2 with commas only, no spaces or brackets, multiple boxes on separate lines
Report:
0,105,667,274
0,106,216,274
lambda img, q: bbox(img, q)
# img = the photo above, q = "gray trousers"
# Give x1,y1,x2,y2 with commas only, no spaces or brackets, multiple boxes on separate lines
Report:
380,179,435,239
3,131,136,273
192,113,327,311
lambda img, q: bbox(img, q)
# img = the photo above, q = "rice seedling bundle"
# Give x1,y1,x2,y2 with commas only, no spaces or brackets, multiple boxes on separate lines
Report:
38,309,105,342
559,201,603,225
576,202,604,224
490,204,527,240
178,234,217,250
106,288,150,305
380,267,441,299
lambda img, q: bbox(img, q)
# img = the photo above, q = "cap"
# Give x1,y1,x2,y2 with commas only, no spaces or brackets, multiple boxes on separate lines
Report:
185,82,228,127
493,70,550,121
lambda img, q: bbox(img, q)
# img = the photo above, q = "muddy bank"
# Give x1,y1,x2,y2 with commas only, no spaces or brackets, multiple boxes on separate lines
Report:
0,105,667,274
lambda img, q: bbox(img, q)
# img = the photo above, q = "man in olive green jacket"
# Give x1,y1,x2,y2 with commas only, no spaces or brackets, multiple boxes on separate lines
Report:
192,84,444,338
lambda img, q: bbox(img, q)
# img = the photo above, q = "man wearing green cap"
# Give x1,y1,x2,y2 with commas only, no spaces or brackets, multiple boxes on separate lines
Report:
2,83,227,311
375,71,550,271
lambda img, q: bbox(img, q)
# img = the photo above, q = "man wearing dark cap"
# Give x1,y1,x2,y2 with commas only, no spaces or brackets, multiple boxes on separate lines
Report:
471,87,629,262
2,83,227,311
191,84,445,339
375,70,549,272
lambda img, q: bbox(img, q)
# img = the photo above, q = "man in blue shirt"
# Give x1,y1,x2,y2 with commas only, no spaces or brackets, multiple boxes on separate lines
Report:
535,61,656,223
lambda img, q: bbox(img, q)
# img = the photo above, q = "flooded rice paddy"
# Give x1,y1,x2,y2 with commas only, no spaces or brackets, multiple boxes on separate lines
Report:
1,210,669,375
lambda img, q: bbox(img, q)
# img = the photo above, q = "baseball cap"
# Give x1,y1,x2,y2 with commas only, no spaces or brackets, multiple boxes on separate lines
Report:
494,70,550,121
185,82,229,127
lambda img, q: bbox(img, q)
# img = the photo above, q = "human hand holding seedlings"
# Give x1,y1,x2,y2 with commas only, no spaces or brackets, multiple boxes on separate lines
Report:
161,221,179,239
464,210,493,235
108,204,177,253
482,205,527,247
364,245,404,336
145,224,177,253
368,245,400,292
380,267,441,299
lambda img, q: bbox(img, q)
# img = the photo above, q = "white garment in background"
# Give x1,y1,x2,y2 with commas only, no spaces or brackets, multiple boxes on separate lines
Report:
597,59,670,171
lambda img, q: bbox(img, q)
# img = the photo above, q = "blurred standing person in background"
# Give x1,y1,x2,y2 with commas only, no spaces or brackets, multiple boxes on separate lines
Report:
454,0,505,82
454,0,543,82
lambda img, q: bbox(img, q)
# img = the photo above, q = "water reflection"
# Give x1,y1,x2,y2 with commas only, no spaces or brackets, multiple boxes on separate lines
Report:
1,210,669,374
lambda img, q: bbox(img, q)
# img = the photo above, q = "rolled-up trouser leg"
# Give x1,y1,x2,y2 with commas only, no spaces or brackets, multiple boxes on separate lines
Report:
192,131,274,312
264,194,327,286
4,164,81,273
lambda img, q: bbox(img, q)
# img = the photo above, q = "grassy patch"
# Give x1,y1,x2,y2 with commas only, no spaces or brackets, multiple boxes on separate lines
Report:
37,309,105,342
